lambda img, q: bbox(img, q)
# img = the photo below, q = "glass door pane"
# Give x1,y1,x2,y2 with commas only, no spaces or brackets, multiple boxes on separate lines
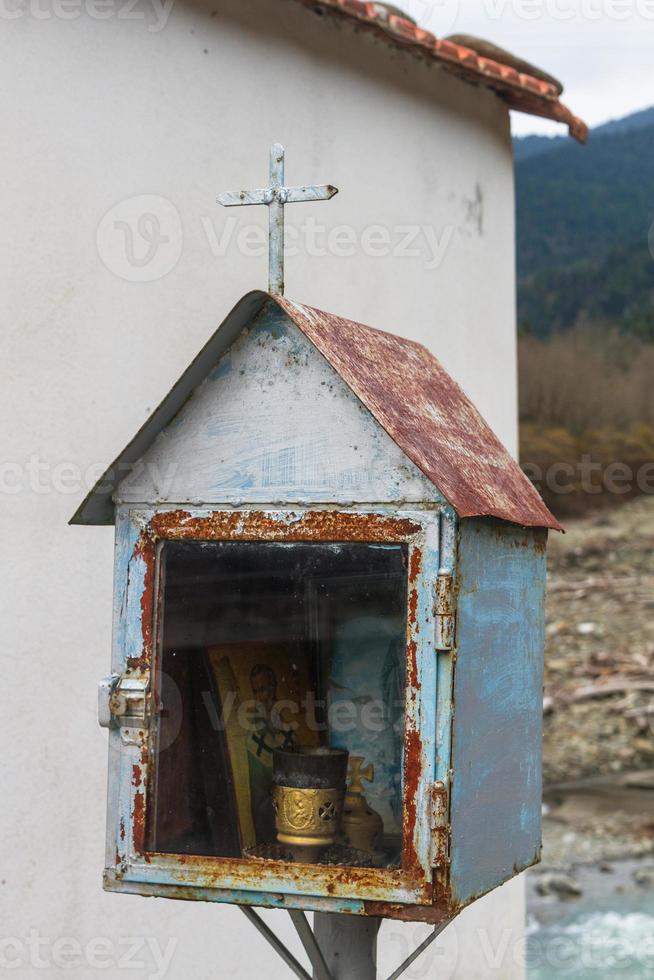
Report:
147,540,408,870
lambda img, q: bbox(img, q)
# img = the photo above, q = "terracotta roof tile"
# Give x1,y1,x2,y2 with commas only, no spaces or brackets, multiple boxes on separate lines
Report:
294,0,588,142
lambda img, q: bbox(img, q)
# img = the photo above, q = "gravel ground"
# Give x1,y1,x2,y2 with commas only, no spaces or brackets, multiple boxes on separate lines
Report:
533,496,654,883
543,496,654,786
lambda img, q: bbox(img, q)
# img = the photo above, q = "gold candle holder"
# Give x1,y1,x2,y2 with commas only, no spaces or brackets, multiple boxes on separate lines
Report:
272,747,349,864
341,756,384,857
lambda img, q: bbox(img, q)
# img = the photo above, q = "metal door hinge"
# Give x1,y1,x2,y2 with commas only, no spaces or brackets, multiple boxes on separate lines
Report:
98,670,151,729
430,780,451,868
434,573,456,651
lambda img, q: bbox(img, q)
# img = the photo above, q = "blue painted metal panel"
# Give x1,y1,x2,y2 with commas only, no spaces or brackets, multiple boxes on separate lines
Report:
449,519,547,907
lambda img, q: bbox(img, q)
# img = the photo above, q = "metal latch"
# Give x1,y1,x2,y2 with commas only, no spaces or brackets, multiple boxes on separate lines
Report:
434,573,456,651
430,780,451,868
98,670,151,728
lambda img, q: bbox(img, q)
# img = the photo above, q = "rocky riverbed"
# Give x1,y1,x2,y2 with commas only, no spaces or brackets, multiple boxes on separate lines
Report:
527,497,654,970
542,496,654,788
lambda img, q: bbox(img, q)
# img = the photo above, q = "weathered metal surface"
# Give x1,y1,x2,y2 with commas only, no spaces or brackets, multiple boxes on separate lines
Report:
115,303,442,510
434,507,457,652
448,519,547,908
71,292,558,530
432,507,456,898
105,670,151,725
218,144,338,295
104,870,456,924
434,575,455,652
105,504,448,917
429,781,450,871
290,0,588,142
146,508,422,543
279,296,561,530
361,900,450,924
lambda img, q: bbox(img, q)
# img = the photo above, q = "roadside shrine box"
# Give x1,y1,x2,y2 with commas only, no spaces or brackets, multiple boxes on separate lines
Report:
73,290,559,926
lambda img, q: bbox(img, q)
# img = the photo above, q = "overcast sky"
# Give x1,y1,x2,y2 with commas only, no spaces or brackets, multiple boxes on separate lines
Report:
402,0,654,136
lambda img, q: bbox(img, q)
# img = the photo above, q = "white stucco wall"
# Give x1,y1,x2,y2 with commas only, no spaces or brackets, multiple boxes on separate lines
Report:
1,1,525,977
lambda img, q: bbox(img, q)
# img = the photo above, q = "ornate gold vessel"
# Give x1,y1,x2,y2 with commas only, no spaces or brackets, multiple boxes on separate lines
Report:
272,747,349,863
341,756,384,857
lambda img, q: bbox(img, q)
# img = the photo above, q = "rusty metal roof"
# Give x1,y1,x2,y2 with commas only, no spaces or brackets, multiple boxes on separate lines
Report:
292,0,587,143
71,291,560,530
279,296,560,529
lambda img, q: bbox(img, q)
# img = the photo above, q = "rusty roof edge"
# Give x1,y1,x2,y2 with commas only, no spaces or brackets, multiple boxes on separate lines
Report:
292,0,588,143
278,296,562,532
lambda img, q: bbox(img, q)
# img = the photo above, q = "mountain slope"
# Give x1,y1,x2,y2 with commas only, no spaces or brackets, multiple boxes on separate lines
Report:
515,108,654,338
513,104,654,162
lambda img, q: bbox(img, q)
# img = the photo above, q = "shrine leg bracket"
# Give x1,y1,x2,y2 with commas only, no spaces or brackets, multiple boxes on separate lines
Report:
240,906,450,980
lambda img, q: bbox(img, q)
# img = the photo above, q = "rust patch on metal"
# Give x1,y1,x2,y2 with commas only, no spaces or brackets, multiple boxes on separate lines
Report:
533,529,549,554
430,781,451,876
408,591,418,629
132,791,145,854
163,853,396,892
433,870,450,905
363,900,452,924
406,545,421,693
140,847,432,908
127,532,156,671
408,547,422,589
406,636,420,696
132,764,142,789
149,509,421,543
407,546,421,629
276,296,562,531
402,727,423,877
105,869,450,922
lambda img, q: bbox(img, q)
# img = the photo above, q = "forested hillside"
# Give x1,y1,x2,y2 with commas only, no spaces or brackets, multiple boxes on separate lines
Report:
515,108,654,514
515,110,654,339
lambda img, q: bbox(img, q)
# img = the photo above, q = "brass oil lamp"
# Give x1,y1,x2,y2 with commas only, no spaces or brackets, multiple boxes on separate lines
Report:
272,747,349,863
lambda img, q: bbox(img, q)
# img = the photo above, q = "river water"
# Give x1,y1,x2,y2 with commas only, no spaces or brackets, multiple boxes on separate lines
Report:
527,860,654,978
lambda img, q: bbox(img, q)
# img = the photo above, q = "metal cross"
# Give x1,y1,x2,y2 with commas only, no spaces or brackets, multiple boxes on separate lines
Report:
347,756,374,793
218,143,338,295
